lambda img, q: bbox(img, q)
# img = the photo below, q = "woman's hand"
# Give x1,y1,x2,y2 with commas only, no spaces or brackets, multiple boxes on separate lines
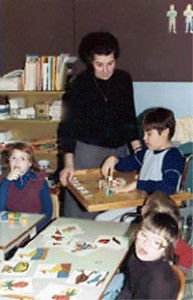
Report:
59,153,74,187
59,166,74,187
113,180,137,194
101,156,119,179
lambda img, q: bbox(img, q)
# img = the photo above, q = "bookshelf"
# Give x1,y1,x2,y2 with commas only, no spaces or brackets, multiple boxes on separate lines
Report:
0,91,64,170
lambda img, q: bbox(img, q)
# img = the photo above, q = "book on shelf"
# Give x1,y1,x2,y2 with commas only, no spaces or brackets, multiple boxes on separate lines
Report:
24,55,39,91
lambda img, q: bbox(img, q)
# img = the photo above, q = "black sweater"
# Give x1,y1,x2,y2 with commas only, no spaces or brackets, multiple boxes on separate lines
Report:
59,69,139,153
124,245,179,299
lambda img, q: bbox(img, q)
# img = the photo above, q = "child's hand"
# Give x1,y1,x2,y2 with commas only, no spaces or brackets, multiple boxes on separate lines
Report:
113,181,137,194
7,169,21,181
101,156,119,179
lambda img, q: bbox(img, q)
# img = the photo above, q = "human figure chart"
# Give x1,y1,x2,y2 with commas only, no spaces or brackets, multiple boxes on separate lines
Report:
166,4,177,34
166,3,193,34
183,3,193,33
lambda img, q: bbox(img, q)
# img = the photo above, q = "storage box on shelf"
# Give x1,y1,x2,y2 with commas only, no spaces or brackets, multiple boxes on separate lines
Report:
0,90,64,170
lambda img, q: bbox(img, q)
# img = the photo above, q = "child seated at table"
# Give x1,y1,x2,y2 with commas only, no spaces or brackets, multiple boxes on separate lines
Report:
142,191,193,276
96,107,185,222
0,142,53,232
124,211,180,299
103,196,181,299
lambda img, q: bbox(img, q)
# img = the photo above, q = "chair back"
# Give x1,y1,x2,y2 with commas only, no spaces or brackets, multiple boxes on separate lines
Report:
172,265,185,300
178,142,193,193
51,193,60,219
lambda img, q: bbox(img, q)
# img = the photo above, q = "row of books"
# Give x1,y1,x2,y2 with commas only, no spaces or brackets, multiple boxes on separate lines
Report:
24,53,77,91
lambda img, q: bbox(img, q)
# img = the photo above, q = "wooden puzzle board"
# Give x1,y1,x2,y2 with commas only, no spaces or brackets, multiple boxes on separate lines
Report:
67,168,193,212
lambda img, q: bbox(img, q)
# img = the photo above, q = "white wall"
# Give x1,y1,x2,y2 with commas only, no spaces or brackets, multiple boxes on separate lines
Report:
134,82,193,118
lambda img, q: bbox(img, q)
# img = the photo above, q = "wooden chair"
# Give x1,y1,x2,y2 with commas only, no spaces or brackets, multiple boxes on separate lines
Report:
172,265,186,300
51,193,60,219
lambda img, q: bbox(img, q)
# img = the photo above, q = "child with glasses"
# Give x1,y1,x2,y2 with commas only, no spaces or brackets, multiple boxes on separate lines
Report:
0,142,53,232
103,191,182,300
103,208,180,300
124,212,180,299
142,191,193,276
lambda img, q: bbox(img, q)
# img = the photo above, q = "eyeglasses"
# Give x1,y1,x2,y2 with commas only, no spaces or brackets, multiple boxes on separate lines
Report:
137,229,168,250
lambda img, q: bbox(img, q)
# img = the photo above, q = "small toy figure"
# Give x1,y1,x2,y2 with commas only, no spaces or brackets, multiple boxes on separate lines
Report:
166,4,177,34
183,4,193,33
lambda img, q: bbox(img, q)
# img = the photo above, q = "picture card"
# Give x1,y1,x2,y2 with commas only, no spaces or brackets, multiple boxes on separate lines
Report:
0,277,33,294
67,269,109,287
37,283,81,300
13,247,49,261
42,235,71,248
64,238,98,256
33,263,71,279
41,224,84,237
0,261,31,276
95,235,129,249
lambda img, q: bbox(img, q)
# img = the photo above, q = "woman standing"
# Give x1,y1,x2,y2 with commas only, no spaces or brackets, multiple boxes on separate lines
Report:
59,31,141,219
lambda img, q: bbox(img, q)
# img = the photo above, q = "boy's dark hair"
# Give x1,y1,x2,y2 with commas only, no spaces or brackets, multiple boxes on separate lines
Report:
142,107,176,139
78,31,120,67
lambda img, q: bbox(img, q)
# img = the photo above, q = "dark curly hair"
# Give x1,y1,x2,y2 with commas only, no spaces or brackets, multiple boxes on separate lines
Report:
78,31,120,67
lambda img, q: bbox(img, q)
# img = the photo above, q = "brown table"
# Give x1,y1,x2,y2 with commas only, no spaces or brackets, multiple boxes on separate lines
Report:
67,168,193,212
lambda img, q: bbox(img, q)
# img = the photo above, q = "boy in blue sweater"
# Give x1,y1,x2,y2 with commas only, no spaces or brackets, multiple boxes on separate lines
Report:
96,107,185,221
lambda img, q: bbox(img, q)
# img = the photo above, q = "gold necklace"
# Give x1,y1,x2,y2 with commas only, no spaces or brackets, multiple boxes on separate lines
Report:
93,78,111,102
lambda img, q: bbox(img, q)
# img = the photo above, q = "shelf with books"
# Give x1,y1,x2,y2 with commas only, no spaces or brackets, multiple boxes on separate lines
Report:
24,54,77,91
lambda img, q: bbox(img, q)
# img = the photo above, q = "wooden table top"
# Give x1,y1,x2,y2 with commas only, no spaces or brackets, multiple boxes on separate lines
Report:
67,168,193,212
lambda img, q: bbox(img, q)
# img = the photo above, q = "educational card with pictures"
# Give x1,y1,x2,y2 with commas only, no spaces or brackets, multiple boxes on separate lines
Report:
95,235,129,249
33,263,71,279
37,283,81,300
66,269,109,287
0,261,31,276
0,277,33,295
13,247,49,261
42,224,84,237
64,238,98,256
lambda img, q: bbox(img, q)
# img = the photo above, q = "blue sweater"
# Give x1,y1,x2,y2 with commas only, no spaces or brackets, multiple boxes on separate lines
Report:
0,169,53,231
115,147,185,195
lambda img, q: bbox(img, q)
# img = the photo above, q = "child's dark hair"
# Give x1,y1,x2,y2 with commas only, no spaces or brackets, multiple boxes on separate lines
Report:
142,212,180,247
1,142,39,175
78,31,120,67
142,107,176,139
